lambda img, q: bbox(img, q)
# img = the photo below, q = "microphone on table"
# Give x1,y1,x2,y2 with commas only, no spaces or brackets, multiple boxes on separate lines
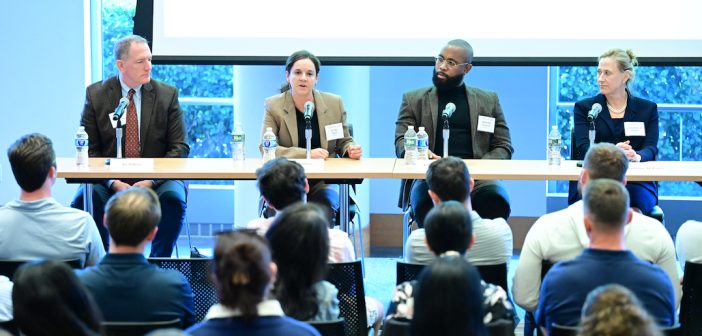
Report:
587,103,602,122
304,101,314,122
112,97,130,121
442,102,456,120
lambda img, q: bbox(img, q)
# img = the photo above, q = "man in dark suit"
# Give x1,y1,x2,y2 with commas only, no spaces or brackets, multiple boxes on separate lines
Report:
77,187,195,327
71,35,189,257
394,39,513,223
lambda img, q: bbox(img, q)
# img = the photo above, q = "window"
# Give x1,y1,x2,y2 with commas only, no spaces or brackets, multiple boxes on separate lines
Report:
549,65,702,197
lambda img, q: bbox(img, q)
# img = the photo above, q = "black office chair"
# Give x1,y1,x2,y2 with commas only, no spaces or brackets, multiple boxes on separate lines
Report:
550,324,579,336
0,258,82,280
307,318,345,336
102,318,181,336
395,261,426,285
681,261,702,336
0,320,18,336
326,260,368,336
487,320,515,336
148,258,217,322
383,318,410,336
476,263,509,293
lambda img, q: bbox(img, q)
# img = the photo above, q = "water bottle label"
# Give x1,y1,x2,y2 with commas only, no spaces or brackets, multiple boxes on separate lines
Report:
263,139,277,148
232,134,245,143
404,138,416,147
417,139,428,148
548,138,562,146
75,139,88,147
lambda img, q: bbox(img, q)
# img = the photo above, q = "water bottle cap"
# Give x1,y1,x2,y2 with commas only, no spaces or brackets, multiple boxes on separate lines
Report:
419,126,425,131
266,127,272,132
552,125,558,129
408,125,414,131
79,126,85,131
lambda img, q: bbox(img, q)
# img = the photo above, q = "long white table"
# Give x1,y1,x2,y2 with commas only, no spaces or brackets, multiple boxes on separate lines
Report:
57,157,702,231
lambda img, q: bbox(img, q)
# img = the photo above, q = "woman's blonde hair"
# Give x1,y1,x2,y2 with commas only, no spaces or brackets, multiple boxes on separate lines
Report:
600,48,638,86
578,284,662,336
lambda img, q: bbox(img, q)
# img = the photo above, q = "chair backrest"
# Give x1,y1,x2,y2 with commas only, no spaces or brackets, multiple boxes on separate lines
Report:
395,261,426,285
148,258,217,322
307,318,345,336
681,261,702,336
325,260,368,336
570,126,577,160
0,258,82,280
0,320,19,336
486,319,515,336
659,324,682,336
383,318,410,336
102,318,181,336
550,324,579,336
476,263,508,293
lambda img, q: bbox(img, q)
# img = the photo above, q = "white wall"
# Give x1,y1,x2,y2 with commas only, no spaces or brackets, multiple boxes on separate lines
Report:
0,0,89,205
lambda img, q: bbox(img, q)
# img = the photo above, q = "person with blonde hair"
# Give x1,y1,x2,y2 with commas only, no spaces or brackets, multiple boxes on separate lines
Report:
570,48,659,216
577,284,662,336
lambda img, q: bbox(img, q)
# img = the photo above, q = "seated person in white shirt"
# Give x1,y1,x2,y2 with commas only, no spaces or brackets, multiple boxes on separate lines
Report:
404,156,513,266
0,133,105,266
246,157,354,263
512,142,680,314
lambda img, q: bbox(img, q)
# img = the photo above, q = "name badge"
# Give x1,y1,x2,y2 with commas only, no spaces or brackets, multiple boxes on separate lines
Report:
477,116,496,133
109,112,128,129
624,122,646,137
325,123,345,141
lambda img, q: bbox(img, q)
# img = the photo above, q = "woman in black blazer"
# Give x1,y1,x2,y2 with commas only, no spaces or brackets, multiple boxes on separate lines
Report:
570,48,659,214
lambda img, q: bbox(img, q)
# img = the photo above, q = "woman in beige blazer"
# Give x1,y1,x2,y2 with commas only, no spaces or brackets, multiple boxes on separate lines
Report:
260,50,362,224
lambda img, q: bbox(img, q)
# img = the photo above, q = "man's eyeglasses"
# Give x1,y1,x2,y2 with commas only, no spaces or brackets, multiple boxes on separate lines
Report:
434,56,470,68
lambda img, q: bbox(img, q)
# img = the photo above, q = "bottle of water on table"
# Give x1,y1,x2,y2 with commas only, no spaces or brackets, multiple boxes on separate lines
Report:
232,122,246,161
548,125,562,166
75,126,89,166
262,127,277,162
404,125,418,165
417,126,429,162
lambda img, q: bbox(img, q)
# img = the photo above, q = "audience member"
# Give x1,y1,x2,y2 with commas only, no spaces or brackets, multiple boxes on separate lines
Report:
535,179,675,333
675,220,702,271
266,203,339,322
72,34,190,257
12,260,103,336
77,187,195,327
0,133,104,266
187,231,319,336
395,39,513,221
389,201,515,326
247,157,356,263
577,284,662,336
411,255,488,336
405,156,512,266
513,143,680,313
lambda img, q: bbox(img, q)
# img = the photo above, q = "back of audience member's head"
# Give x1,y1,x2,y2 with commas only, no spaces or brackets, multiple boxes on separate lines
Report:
583,178,630,233
105,187,161,247
265,202,330,320
583,143,629,182
7,133,56,193
256,157,306,210
214,231,273,321
426,156,471,202
412,255,487,336
12,261,103,336
578,284,662,336
424,201,473,256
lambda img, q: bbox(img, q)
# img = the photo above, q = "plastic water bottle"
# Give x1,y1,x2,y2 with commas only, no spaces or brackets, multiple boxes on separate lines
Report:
75,126,89,166
262,127,277,162
404,126,418,165
232,122,245,161
417,126,429,161
548,125,562,166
